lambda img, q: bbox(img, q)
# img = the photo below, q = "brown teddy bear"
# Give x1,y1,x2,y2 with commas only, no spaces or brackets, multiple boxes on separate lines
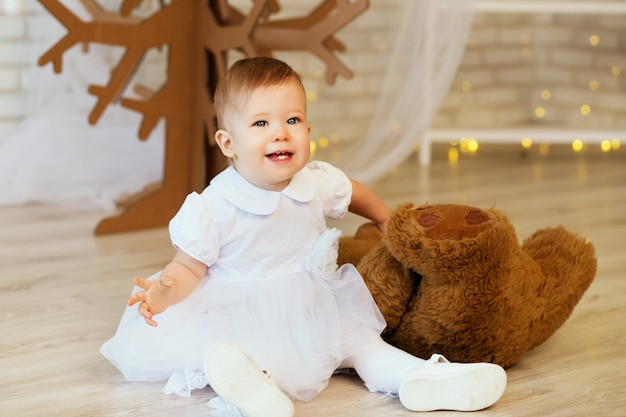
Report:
338,203,597,367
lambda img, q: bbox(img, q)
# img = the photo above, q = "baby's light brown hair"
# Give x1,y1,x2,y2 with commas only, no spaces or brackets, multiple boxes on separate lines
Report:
214,57,305,130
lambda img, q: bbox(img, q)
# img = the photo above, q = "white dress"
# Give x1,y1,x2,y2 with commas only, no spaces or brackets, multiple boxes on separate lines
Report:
100,161,386,401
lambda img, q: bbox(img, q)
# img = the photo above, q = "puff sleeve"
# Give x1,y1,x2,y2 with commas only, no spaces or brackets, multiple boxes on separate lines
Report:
168,191,220,267
308,161,352,220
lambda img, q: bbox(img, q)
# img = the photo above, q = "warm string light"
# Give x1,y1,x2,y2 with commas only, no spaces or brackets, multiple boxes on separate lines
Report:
520,137,623,154
612,66,621,77
462,30,622,141
309,28,624,159
444,136,623,160
572,139,584,152
309,134,341,158
448,146,459,167
580,104,591,116
600,140,612,152
534,107,546,118
447,138,479,161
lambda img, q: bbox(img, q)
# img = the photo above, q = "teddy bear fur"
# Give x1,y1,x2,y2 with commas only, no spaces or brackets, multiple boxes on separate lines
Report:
338,203,597,368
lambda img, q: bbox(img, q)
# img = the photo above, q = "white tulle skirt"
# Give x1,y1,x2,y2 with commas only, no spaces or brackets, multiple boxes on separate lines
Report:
100,263,386,401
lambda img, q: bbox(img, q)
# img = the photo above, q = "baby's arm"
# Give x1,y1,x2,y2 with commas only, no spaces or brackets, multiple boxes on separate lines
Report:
128,249,207,327
349,179,390,233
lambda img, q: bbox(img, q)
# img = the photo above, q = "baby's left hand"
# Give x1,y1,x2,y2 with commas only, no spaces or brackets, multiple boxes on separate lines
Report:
128,277,174,327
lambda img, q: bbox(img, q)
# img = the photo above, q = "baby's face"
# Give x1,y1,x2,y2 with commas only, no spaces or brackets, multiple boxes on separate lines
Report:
218,79,311,191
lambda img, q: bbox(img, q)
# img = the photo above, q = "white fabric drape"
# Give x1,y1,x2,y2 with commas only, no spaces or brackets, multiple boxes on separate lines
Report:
339,0,475,183
0,0,473,209
0,0,164,211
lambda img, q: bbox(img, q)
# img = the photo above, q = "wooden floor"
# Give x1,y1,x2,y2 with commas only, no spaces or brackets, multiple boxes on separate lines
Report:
2,143,625,416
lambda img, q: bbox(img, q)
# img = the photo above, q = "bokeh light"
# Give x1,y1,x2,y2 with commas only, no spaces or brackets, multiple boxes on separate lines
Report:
572,139,584,152
534,107,546,118
611,138,621,150
580,104,591,116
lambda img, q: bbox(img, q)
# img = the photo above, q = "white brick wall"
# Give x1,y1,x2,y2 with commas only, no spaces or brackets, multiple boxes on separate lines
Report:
0,0,41,140
0,1,625,148
0,67,19,90
435,11,626,131
0,15,24,38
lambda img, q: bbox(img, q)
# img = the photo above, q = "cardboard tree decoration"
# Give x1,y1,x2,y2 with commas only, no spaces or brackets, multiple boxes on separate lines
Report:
38,0,369,234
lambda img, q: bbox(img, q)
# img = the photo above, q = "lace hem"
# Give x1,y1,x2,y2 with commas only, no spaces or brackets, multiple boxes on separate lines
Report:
161,368,208,397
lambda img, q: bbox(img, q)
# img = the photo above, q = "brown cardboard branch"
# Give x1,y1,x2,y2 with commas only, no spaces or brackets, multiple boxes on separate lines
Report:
122,83,166,139
121,85,167,140
80,0,140,24
37,0,85,72
254,0,369,84
88,48,145,124
200,0,267,79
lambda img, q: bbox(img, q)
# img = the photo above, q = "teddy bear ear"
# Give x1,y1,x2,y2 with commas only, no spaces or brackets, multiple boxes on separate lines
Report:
418,213,442,227
466,209,491,225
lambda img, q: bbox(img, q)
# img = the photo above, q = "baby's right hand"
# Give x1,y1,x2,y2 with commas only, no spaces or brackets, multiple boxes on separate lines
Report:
128,277,175,327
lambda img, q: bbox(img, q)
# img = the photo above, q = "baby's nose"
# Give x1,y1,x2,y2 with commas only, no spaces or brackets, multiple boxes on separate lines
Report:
274,126,289,141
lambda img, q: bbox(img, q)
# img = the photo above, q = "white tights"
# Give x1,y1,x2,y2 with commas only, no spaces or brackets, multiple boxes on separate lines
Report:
340,327,426,394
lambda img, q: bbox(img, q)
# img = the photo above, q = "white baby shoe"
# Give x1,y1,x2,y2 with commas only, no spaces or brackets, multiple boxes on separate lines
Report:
204,340,294,417
399,353,507,412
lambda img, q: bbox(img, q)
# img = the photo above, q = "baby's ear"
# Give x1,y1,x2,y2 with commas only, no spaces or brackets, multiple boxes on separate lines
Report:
215,130,235,158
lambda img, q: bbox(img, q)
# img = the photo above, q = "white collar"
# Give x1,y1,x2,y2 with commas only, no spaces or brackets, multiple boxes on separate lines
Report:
210,165,316,215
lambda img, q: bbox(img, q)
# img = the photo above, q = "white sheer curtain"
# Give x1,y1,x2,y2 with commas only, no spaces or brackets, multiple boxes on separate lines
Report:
339,0,475,183
0,0,473,209
0,0,164,211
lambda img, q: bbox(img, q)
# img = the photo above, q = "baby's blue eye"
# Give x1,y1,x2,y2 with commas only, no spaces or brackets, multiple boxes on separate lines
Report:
287,117,298,124
254,120,267,127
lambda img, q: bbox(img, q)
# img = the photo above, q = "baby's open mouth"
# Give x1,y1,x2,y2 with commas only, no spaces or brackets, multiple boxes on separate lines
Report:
266,151,293,161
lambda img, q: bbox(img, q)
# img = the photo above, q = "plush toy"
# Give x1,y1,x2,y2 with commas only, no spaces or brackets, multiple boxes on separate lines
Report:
338,203,597,368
